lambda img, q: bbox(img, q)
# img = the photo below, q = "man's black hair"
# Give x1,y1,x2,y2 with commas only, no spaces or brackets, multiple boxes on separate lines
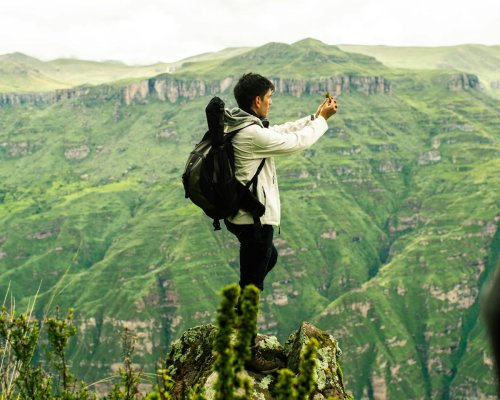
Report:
233,73,275,114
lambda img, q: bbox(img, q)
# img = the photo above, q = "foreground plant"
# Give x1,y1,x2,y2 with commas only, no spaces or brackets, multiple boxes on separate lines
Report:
213,283,259,400
2,283,337,400
105,328,143,400
0,288,52,400
0,286,92,400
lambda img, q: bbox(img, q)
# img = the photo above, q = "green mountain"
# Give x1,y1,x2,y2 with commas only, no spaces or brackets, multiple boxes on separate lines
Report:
0,47,251,93
0,39,498,399
338,44,500,99
176,38,387,78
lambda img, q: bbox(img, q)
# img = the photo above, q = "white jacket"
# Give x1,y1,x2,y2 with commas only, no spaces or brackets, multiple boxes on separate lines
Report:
224,108,328,226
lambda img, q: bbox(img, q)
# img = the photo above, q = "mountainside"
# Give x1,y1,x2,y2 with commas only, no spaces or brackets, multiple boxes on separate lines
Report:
3,42,500,99
0,39,499,399
338,44,500,100
0,47,251,93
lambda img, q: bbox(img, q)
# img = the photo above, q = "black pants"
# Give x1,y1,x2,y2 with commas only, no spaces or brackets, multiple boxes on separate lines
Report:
484,264,500,395
225,220,278,291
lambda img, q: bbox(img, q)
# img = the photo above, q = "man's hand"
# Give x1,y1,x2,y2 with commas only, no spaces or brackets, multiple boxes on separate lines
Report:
317,96,338,120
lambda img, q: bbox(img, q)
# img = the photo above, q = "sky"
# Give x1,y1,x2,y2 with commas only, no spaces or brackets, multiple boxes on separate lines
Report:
1,0,499,65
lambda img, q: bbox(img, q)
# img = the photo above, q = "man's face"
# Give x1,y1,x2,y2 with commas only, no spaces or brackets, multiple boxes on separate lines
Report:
254,89,273,118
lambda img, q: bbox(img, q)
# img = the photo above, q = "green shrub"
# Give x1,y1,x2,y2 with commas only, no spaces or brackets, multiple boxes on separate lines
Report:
1,283,329,400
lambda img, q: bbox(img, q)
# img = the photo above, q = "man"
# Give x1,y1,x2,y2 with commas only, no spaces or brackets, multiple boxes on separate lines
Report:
224,73,337,293
223,73,337,372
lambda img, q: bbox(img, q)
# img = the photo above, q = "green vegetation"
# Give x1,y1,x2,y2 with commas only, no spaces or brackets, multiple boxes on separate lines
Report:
212,284,256,400
1,283,326,399
1,291,92,399
0,39,499,399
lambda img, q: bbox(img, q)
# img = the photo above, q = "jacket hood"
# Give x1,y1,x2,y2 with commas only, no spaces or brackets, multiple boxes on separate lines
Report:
224,107,266,133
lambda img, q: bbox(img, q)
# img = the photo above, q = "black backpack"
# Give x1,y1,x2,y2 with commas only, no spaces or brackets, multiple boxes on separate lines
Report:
182,96,265,231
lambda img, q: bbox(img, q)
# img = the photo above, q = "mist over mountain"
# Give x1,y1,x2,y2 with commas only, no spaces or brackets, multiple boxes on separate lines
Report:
0,39,499,399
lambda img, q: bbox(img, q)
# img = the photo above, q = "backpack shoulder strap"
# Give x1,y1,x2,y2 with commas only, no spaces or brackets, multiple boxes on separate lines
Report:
248,159,266,228
245,158,266,190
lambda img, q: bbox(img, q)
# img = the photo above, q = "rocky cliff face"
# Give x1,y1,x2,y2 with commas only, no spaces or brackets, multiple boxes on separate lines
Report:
0,85,119,106
164,322,351,400
123,75,391,105
448,73,480,92
0,72,481,107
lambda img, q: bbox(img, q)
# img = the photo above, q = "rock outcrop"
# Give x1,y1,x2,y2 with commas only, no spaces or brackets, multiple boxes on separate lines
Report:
164,321,351,400
448,73,480,92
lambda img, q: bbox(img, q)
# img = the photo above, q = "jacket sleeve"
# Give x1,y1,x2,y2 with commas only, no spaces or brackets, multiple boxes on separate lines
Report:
269,115,314,133
251,116,328,156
